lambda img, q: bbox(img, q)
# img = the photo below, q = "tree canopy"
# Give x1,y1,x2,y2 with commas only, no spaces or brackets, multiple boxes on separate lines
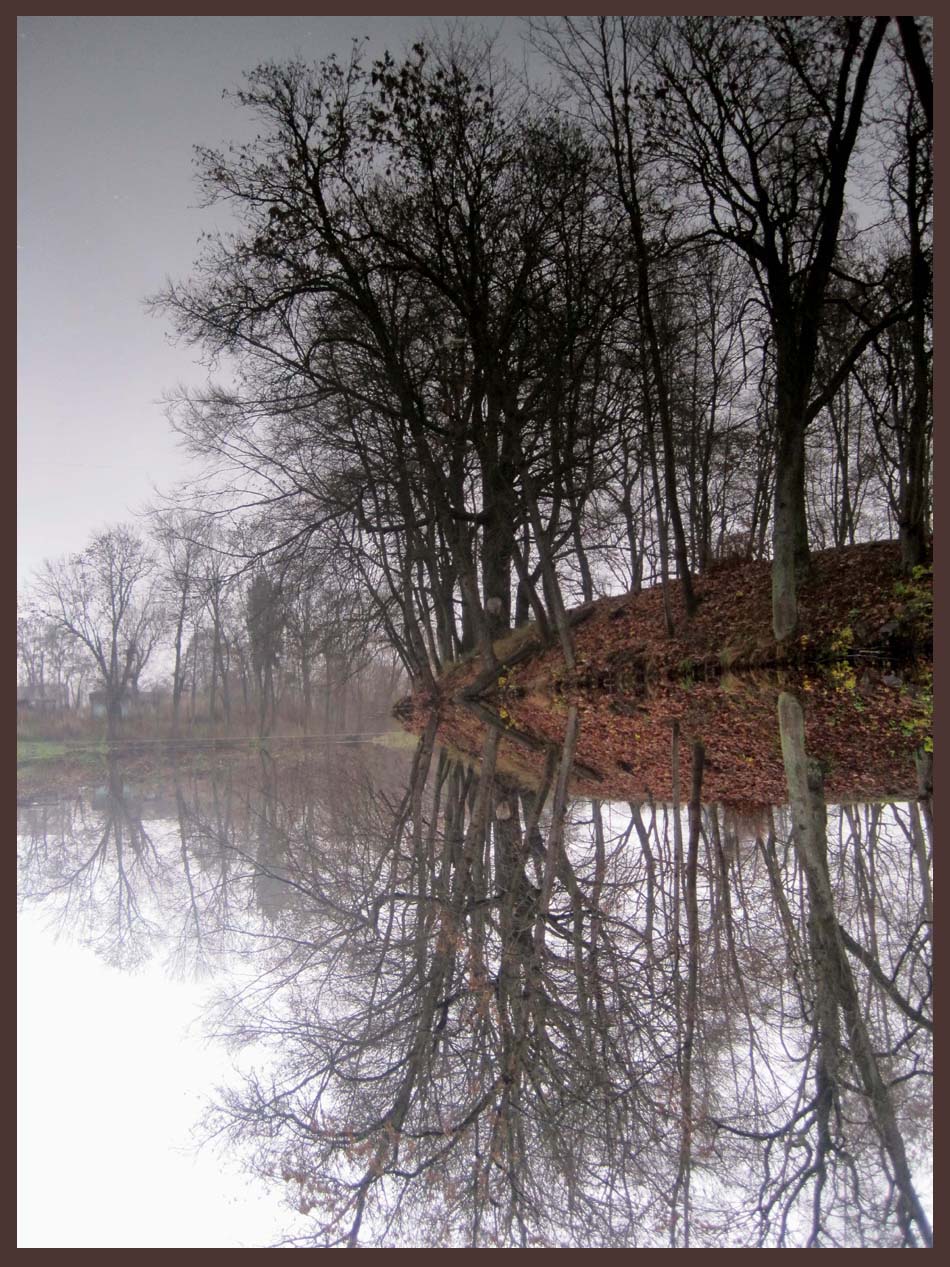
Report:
146,19,930,687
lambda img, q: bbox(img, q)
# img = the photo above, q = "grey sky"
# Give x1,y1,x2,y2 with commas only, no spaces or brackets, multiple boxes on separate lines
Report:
17,15,518,589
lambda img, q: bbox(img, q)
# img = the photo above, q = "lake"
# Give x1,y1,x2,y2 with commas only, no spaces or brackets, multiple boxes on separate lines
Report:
17,694,933,1248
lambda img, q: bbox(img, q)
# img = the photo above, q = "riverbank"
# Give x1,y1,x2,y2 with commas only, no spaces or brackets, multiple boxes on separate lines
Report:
405,541,931,707
15,730,410,802
394,542,932,805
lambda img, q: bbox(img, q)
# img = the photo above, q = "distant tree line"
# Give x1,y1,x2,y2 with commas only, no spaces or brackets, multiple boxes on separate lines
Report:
17,518,403,739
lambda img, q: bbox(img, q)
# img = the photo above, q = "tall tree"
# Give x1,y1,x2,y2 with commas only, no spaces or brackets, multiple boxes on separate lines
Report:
246,569,284,737
778,692,932,1246
888,54,933,569
651,16,891,639
531,16,699,620
150,507,210,732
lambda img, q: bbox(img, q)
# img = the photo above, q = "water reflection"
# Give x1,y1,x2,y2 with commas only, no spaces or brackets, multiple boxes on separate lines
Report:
18,710,932,1247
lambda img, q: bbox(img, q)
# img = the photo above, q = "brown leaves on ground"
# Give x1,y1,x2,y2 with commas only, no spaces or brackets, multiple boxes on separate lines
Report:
399,543,932,807
513,541,930,692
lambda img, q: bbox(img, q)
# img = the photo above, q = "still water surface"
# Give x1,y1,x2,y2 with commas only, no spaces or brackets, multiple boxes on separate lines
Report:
17,708,933,1248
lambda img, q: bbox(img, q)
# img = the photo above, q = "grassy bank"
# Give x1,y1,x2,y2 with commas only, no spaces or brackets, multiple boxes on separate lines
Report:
17,738,108,765
16,727,411,802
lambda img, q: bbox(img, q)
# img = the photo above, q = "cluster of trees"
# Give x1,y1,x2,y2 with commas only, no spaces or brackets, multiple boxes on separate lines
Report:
18,18,933,728
17,519,402,739
143,15,929,690
18,722,933,1246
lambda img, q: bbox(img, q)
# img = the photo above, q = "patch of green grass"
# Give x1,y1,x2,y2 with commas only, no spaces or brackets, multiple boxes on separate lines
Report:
822,660,857,693
897,668,932,752
17,739,70,763
17,738,108,776
676,660,696,689
892,565,933,631
827,625,854,655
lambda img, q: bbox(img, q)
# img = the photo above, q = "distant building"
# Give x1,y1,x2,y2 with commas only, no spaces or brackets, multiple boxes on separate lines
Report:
17,683,69,710
89,690,123,719
88,689,164,719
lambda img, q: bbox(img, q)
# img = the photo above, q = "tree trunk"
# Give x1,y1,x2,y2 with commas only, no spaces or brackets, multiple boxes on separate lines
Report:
647,421,674,638
106,693,121,742
771,397,809,642
209,624,220,722
533,706,579,955
510,534,552,643
571,516,594,604
524,486,575,672
170,595,187,736
324,656,333,734
301,646,313,730
897,17,933,132
670,738,705,1247
899,114,931,571
479,395,514,643
610,94,697,619
189,637,198,724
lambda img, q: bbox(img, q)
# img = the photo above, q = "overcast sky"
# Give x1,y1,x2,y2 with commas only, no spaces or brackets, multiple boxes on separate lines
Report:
17,14,524,590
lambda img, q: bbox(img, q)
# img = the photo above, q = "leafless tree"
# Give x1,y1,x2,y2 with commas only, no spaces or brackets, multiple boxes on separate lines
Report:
34,524,159,738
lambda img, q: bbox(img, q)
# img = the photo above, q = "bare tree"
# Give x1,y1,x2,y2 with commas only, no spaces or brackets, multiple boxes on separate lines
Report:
650,16,893,640
532,17,699,621
150,507,211,733
34,525,159,739
778,692,932,1246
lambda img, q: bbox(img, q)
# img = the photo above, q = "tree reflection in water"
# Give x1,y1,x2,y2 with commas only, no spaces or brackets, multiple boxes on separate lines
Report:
18,719,932,1247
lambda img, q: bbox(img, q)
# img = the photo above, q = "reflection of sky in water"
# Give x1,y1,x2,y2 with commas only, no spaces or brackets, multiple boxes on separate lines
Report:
17,743,933,1248
17,906,308,1248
